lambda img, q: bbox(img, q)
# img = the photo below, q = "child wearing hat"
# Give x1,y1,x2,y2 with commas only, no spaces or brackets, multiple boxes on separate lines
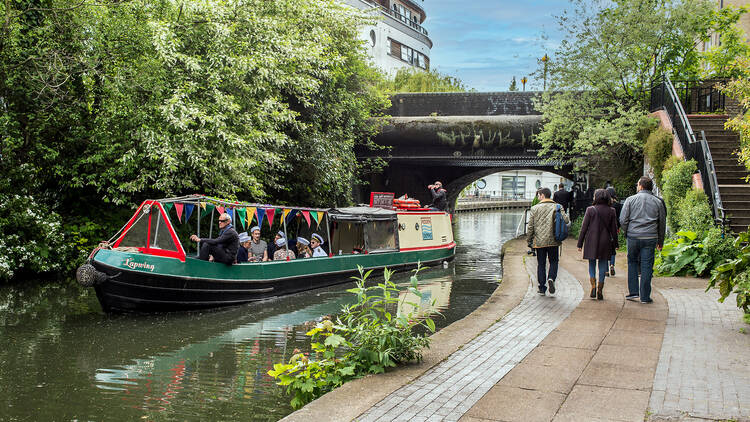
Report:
296,237,312,258
310,233,327,257
273,237,296,261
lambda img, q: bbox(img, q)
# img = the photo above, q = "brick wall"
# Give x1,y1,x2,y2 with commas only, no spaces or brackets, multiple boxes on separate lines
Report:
387,92,542,116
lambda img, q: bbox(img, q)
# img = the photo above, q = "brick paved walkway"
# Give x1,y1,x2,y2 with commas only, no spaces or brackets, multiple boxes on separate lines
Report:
649,288,750,421
356,260,583,422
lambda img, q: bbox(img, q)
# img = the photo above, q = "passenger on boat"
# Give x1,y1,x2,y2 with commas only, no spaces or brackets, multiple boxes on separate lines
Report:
296,237,313,258
190,213,239,265
267,230,286,258
428,181,447,211
311,233,327,257
248,226,269,262
273,237,296,261
236,232,252,263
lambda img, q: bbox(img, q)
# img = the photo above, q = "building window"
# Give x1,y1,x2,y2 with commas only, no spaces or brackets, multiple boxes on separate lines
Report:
370,30,376,47
389,39,429,70
501,176,526,199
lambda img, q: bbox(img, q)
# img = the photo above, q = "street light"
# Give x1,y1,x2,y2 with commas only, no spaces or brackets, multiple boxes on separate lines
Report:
541,54,549,91
521,76,528,91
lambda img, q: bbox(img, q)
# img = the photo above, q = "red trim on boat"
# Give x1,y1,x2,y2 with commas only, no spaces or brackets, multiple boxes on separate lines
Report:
396,211,446,215
399,242,456,252
141,202,186,262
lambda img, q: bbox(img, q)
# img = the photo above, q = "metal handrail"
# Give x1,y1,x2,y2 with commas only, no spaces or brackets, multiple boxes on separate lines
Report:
650,75,727,229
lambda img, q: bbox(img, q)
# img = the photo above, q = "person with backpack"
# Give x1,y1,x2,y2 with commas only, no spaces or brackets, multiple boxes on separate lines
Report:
577,189,619,300
527,187,570,296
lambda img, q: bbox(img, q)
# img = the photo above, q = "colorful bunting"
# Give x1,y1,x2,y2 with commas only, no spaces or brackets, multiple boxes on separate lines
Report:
200,204,215,219
237,208,247,229
301,210,311,227
285,209,298,224
310,211,319,226
162,202,174,213
175,203,184,223
265,208,276,228
184,204,195,221
256,207,265,229
216,206,225,215
247,207,256,225
200,202,206,210
317,212,325,227
283,209,291,221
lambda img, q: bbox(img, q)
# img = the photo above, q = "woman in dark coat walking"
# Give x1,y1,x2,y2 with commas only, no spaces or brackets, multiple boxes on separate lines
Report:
577,189,619,300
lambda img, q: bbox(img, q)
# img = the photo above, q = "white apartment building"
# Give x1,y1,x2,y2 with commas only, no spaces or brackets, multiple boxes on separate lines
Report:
342,0,432,75
462,170,573,200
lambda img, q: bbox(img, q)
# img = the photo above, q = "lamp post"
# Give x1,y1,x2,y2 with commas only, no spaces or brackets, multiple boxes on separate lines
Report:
521,76,528,91
541,54,549,91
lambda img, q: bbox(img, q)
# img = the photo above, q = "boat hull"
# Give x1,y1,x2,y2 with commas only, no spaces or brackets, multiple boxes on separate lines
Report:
91,245,455,313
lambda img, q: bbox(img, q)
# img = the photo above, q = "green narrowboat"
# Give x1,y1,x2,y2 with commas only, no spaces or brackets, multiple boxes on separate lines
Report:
76,194,455,312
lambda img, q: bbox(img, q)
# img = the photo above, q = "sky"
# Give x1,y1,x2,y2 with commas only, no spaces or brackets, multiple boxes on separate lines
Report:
423,0,569,92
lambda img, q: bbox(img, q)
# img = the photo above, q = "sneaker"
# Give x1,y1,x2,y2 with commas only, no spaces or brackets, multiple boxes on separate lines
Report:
609,265,616,276
640,298,653,304
538,287,546,296
625,294,639,301
548,279,556,294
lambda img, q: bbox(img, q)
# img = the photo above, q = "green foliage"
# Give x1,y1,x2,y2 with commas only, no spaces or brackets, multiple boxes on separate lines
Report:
707,230,750,315
661,159,698,232
508,76,518,92
702,227,737,270
268,266,435,408
382,67,469,93
569,215,583,240
674,189,713,234
700,6,750,78
721,56,750,174
644,128,674,184
655,231,711,276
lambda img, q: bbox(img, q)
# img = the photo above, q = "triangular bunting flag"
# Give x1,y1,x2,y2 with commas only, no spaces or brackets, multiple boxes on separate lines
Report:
237,208,247,229
265,208,275,228
162,202,174,213
184,204,195,221
285,209,298,224
216,206,225,215
317,212,325,227
200,202,206,210
283,209,291,221
301,210,311,227
256,207,265,229
247,207,256,225
200,204,215,219
229,208,235,224
311,211,319,226
175,203,184,223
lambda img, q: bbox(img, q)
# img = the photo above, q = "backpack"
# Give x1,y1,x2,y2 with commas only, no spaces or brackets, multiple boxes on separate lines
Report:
554,204,569,242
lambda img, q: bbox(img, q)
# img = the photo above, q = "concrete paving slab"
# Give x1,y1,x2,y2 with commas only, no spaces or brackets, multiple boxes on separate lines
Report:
497,346,595,394
463,385,566,422
578,360,656,390
540,324,609,350
553,384,650,422
603,330,663,349
612,317,665,334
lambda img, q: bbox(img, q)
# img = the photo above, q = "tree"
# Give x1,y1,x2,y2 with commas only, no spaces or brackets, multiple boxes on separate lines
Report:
508,76,518,91
722,56,750,172
700,6,750,78
382,67,469,93
532,0,715,176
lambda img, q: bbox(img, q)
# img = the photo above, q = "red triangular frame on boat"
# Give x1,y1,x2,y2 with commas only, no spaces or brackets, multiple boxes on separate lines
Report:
112,200,187,262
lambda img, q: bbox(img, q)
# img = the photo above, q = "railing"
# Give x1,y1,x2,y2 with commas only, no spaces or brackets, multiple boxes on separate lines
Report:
371,3,429,36
650,75,726,227
515,208,529,238
669,79,728,114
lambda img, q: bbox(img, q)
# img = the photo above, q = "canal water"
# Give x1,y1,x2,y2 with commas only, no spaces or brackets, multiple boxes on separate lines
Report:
0,210,523,422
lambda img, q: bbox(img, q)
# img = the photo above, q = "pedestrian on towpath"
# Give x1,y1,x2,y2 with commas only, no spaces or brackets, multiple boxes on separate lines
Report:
619,176,666,303
606,187,623,277
527,187,570,296
577,189,619,300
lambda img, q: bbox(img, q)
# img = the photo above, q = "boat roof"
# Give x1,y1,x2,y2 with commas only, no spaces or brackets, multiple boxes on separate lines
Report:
328,206,397,222
155,194,329,213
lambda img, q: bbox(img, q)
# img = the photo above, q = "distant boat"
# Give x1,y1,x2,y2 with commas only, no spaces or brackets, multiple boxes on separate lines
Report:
77,194,455,312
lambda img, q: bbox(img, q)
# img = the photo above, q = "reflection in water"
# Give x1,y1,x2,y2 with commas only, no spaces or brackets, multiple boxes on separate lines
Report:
398,277,453,319
0,210,523,422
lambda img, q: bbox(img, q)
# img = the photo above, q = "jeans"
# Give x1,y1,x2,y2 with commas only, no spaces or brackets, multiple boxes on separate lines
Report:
626,237,657,301
536,246,559,292
610,254,616,267
588,258,608,283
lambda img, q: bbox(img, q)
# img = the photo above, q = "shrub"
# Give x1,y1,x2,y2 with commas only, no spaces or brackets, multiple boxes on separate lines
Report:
268,266,436,409
708,229,750,315
0,195,73,281
674,189,714,234
570,215,584,240
661,159,698,232
655,231,710,276
644,127,674,184
702,227,737,269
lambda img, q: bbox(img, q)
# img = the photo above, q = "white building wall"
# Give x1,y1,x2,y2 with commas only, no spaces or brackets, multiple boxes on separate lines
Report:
464,170,572,200
343,0,432,75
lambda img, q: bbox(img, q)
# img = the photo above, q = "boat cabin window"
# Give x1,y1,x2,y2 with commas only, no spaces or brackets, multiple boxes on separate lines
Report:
364,221,397,252
332,223,364,255
116,208,150,248
149,208,178,251
115,204,179,252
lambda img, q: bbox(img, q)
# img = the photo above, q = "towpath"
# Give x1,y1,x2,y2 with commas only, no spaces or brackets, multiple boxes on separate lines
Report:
281,238,750,422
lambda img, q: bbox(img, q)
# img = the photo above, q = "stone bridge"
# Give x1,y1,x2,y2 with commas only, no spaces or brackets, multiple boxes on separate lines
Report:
359,92,573,210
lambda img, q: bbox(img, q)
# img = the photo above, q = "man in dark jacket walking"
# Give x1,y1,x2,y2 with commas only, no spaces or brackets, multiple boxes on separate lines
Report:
190,212,239,265
552,185,571,212
619,176,666,303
